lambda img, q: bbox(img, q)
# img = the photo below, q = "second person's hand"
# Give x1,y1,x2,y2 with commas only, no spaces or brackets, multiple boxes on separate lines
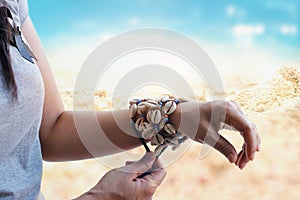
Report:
76,152,166,200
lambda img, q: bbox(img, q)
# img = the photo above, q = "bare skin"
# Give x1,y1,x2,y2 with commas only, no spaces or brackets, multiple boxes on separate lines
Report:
20,16,260,199
75,152,166,200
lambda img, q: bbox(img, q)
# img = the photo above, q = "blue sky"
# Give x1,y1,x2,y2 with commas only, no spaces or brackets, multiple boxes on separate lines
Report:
28,0,299,47
27,0,299,82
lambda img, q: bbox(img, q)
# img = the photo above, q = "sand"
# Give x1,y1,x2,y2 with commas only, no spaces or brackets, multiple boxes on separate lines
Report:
41,67,300,200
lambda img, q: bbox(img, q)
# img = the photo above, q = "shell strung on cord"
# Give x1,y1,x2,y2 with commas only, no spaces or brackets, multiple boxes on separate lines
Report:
164,101,177,115
164,123,176,135
129,104,137,118
151,133,164,145
142,127,154,140
150,109,162,124
135,118,144,132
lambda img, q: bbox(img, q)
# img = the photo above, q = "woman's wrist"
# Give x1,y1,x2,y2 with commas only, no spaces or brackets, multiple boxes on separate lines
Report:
74,188,109,200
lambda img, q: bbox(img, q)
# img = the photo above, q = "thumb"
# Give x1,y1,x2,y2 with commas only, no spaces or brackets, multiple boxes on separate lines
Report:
124,152,155,174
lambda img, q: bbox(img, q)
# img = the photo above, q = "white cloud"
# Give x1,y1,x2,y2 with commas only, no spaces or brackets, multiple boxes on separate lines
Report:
128,18,140,26
226,5,236,16
233,24,265,36
280,25,298,35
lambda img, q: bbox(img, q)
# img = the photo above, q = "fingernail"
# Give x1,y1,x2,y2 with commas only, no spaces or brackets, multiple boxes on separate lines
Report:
240,162,246,170
258,143,261,151
228,153,236,163
249,153,255,161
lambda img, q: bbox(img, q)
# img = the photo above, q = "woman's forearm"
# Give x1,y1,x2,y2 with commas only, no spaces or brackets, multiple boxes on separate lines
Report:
41,109,142,161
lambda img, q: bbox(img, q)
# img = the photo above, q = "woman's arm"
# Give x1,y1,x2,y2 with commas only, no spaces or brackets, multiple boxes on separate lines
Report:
21,18,260,167
21,18,143,161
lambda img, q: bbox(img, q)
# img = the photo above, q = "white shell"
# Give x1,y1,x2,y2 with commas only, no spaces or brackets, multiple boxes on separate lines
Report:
139,102,157,108
142,127,154,140
142,122,151,129
154,145,165,157
164,101,177,115
146,99,159,106
151,134,164,145
158,120,165,131
146,111,151,123
129,104,137,118
150,109,162,124
159,95,169,103
154,145,163,157
129,99,138,106
135,118,144,132
164,123,176,135
137,105,148,115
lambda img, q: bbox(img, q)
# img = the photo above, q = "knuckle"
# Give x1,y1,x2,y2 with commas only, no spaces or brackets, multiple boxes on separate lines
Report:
227,100,239,109
225,102,236,113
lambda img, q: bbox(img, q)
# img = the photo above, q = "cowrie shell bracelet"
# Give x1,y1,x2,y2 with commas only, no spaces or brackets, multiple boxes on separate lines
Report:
129,96,188,157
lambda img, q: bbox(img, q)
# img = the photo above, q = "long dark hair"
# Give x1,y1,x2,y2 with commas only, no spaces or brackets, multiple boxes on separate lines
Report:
0,7,17,100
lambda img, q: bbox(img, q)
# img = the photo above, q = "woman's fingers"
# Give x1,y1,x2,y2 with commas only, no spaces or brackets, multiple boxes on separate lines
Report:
207,129,238,163
143,166,167,187
224,102,260,161
123,152,155,175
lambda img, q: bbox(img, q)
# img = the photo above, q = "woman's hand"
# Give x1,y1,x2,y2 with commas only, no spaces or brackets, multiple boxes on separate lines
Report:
76,152,166,200
170,100,261,169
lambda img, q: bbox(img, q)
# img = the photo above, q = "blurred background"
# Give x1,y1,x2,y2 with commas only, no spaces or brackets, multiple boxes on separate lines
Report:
28,0,299,199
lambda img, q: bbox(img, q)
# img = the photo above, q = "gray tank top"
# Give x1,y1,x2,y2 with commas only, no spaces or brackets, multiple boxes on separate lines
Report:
0,0,44,199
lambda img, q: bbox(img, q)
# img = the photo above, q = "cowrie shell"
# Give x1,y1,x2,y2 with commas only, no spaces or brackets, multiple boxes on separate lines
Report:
129,104,137,118
164,101,177,115
146,99,159,106
146,111,151,122
164,123,176,135
143,122,151,129
135,118,144,132
138,102,157,108
150,109,162,124
159,95,169,103
142,127,154,140
151,134,164,145
137,104,149,115
154,145,166,157
154,145,163,157
129,99,138,106
158,120,165,131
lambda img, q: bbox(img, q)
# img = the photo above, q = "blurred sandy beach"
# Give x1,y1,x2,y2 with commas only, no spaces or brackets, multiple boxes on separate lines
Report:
41,63,300,199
